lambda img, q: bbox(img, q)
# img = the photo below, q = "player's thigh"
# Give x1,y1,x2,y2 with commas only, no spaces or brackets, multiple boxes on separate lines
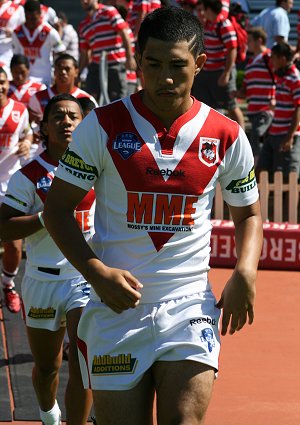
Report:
26,326,65,371
92,368,155,425
66,307,83,369
153,360,215,425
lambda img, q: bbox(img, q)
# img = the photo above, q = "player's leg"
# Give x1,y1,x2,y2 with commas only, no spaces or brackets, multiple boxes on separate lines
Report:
153,360,215,425
1,239,22,313
65,306,93,425
92,369,155,425
26,326,65,423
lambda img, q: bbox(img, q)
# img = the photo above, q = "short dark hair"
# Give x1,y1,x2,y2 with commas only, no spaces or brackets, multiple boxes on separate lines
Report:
201,0,222,14
10,54,30,70
271,41,294,62
247,27,267,45
137,6,204,59
77,97,95,116
54,53,78,69
0,67,8,78
24,0,41,13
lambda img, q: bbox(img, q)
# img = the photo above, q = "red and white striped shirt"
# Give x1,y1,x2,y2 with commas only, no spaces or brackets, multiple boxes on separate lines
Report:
269,64,300,136
28,85,98,121
243,50,275,114
127,0,150,33
79,4,127,66
8,80,46,107
203,18,237,71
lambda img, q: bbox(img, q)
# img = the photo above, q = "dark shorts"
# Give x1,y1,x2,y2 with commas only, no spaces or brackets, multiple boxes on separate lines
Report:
192,67,237,110
248,111,273,156
86,61,127,102
257,133,300,180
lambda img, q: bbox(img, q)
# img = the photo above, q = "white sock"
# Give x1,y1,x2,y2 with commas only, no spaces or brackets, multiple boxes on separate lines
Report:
39,400,61,425
1,268,18,288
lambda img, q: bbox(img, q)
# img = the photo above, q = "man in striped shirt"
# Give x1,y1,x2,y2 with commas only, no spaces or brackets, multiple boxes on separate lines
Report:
78,0,136,103
257,41,300,181
192,0,244,128
237,27,276,161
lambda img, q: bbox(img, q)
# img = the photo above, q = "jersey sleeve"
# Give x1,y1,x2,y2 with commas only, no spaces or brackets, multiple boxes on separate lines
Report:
55,110,105,192
19,107,32,138
218,127,259,207
12,31,22,54
3,170,36,214
50,28,66,54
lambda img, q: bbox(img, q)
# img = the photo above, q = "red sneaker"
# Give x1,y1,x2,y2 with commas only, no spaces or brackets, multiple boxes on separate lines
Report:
3,287,21,313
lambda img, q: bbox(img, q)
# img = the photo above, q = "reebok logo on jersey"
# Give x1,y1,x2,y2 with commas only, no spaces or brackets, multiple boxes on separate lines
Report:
146,167,185,178
113,132,142,160
28,307,56,319
226,167,257,193
60,148,98,181
190,317,217,326
92,354,137,375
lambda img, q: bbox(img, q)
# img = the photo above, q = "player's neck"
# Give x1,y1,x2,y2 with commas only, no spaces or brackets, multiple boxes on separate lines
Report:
0,96,8,108
46,145,66,162
54,82,75,94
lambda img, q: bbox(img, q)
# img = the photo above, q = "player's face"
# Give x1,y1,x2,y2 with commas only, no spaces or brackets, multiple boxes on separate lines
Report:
43,100,82,150
25,11,41,29
0,72,9,100
270,52,286,72
54,59,79,86
138,37,206,120
11,64,29,86
80,0,98,12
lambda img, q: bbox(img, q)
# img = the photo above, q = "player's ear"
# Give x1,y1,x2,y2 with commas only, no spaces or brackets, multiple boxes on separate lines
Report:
195,53,206,75
135,52,142,70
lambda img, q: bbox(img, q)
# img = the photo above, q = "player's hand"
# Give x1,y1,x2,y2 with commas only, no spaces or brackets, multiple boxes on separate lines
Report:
89,264,143,314
280,136,294,152
16,139,31,159
216,270,256,336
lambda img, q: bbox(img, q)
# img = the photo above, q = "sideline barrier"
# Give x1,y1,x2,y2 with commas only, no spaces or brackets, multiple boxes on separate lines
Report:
210,220,300,270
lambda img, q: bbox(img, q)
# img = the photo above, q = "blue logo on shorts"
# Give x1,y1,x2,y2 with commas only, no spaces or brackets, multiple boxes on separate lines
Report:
37,176,52,192
82,287,90,296
113,133,142,160
200,328,215,352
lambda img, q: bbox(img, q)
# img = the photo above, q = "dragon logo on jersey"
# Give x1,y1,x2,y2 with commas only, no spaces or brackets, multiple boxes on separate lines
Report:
199,137,220,167
200,328,215,352
37,175,52,192
12,111,20,123
113,132,142,160
226,167,257,193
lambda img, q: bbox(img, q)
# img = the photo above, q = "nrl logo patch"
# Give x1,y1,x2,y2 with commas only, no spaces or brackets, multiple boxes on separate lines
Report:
37,175,52,192
199,137,220,167
113,132,142,160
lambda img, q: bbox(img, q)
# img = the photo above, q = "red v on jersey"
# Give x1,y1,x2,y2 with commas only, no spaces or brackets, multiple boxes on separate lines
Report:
95,93,237,251
14,24,51,65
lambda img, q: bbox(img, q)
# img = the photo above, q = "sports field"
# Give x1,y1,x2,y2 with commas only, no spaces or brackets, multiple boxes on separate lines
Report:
1,262,299,425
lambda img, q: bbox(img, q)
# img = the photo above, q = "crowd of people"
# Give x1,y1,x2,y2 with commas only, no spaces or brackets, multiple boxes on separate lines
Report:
0,0,297,424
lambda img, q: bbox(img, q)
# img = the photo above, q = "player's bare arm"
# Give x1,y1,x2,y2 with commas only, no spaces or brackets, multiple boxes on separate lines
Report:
0,204,44,241
216,199,263,336
44,177,143,314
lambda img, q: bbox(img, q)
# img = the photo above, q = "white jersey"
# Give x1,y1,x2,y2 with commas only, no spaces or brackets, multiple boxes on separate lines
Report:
0,0,25,67
56,93,259,303
12,22,65,85
28,85,98,121
3,151,96,280
0,98,31,195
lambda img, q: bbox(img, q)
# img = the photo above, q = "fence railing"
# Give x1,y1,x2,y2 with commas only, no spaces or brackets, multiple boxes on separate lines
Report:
213,171,300,224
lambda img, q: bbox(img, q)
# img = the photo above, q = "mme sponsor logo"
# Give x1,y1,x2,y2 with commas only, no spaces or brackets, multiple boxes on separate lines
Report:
28,307,56,319
92,354,137,375
60,148,98,181
226,167,257,193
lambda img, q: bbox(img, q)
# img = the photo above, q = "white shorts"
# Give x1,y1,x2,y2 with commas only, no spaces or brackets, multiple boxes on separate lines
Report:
77,289,221,391
21,275,91,331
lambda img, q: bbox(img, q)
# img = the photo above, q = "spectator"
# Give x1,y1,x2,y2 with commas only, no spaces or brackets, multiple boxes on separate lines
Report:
237,27,276,162
0,93,94,425
0,66,32,314
78,0,136,102
257,42,300,181
77,96,96,115
28,53,97,123
43,7,263,425
12,0,65,86
192,0,245,128
251,0,294,49
0,0,25,68
8,54,46,107
55,11,79,61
